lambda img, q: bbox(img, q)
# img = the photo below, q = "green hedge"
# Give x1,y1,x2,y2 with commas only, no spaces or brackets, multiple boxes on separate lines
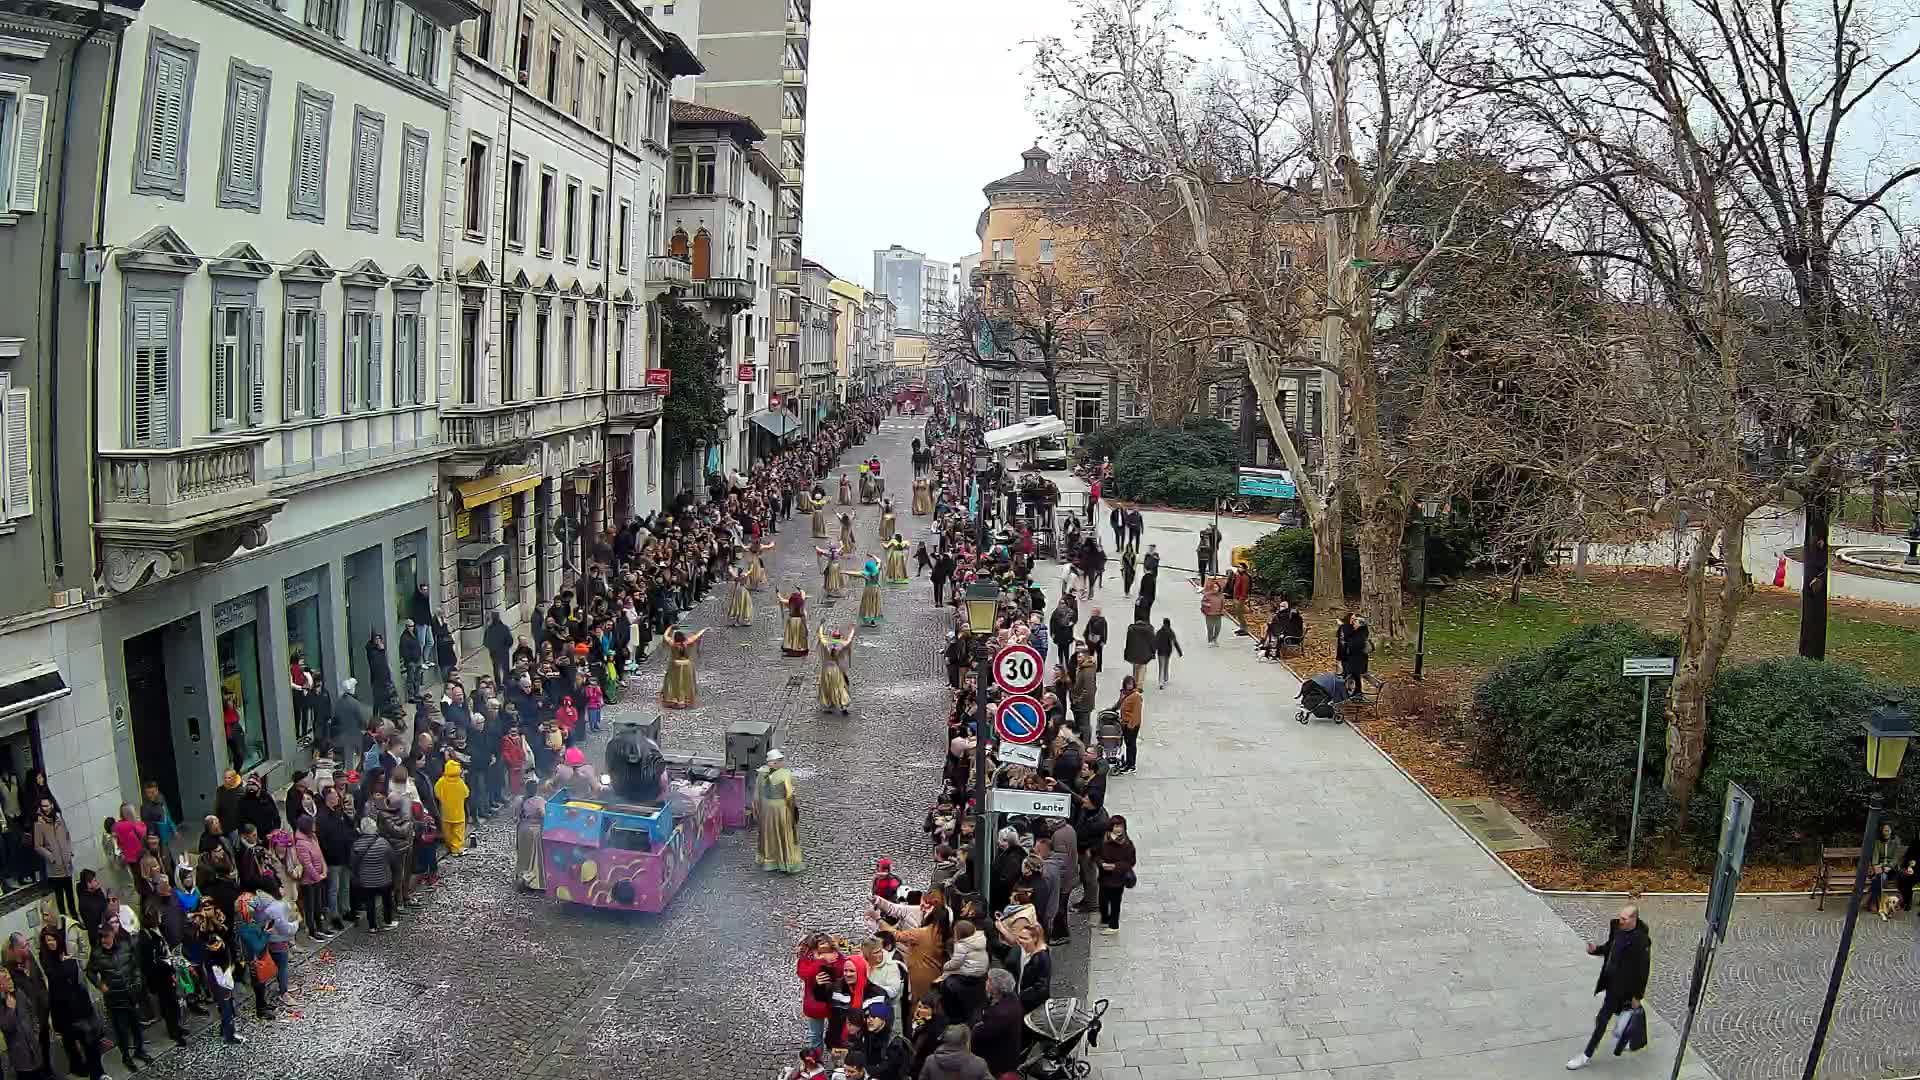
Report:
1693,658,1910,857
1468,626,1919,864
1468,623,1679,851
1107,421,1240,509
1247,527,1360,599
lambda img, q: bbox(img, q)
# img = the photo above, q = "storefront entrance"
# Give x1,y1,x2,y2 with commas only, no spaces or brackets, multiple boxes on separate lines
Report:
344,546,385,691
125,617,208,820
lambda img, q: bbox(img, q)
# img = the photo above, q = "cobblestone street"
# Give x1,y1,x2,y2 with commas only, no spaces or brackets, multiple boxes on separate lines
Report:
137,418,1086,1080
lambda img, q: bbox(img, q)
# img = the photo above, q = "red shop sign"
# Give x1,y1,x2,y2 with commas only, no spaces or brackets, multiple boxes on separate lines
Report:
645,368,672,390
737,363,755,384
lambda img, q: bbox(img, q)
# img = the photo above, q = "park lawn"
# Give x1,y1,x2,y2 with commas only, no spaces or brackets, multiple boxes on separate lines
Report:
1374,567,1920,685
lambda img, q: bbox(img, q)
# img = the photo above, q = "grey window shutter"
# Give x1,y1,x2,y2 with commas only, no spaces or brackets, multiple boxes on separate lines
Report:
209,305,230,426
8,94,47,213
413,315,427,405
367,316,383,409
312,312,328,417
282,309,298,417
232,78,264,194
249,307,266,424
3,388,28,519
342,316,358,409
153,51,190,183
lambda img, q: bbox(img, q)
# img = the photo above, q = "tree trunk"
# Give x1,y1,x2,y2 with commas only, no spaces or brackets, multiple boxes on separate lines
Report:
1869,446,1889,531
1663,518,1752,831
1355,512,1407,641
1800,481,1832,660
1347,339,1406,640
1309,505,1344,611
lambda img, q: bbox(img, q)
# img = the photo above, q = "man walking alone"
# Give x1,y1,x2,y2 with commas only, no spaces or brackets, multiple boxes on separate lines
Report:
1567,904,1651,1070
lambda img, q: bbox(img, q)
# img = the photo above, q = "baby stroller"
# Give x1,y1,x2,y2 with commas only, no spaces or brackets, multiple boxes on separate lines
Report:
1021,997,1108,1079
1295,672,1350,724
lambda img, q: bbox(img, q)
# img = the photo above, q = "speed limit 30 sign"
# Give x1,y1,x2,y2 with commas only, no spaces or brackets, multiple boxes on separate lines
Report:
991,644,1044,695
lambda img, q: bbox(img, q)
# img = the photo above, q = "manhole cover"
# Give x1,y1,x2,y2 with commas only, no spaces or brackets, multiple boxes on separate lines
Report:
1438,797,1546,852
786,676,804,688
1156,525,1193,533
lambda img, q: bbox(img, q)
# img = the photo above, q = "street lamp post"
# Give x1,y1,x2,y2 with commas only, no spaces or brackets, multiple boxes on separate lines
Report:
1803,701,1916,1080
964,582,1001,900
1413,495,1445,680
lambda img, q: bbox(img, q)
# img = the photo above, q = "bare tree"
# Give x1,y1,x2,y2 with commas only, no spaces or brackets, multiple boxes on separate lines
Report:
932,264,1102,424
1034,0,1489,634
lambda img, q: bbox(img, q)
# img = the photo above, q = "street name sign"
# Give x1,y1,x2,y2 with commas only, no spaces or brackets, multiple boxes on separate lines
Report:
991,789,1071,818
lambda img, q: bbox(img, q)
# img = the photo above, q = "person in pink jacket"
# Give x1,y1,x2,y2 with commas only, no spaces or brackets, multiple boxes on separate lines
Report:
291,816,331,943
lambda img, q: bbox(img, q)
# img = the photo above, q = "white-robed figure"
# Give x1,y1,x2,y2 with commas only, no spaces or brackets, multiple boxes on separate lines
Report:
816,623,856,715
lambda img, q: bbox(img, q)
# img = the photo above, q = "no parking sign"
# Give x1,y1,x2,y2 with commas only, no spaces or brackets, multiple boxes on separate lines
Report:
995,694,1045,745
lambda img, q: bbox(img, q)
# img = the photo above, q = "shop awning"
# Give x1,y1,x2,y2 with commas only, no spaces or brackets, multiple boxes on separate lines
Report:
750,411,801,439
455,542,509,563
0,663,69,738
455,468,541,509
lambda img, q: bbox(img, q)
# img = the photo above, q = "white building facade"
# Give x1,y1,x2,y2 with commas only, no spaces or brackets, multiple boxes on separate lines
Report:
92,0,479,822
438,0,697,652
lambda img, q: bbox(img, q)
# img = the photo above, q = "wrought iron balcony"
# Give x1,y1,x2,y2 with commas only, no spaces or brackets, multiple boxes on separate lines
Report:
95,436,284,594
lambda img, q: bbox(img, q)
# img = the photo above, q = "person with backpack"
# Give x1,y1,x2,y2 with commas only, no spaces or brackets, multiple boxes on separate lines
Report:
85,921,148,1071
1153,618,1185,690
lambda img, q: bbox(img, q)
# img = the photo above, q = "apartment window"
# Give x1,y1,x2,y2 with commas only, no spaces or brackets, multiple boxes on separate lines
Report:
501,306,520,401
506,156,527,249
537,168,556,254
694,147,715,194
134,32,198,199
1077,289,1097,312
362,0,395,60
616,199,629,271
621,88,634,144
209,283,264,430
534,307,550,395
728,150,742,197
474,6,493,59
562,308,576,392
587,189,603,267
216,60,270,212
343,292,382,411
585,305,600,390
613,310,627,387
459,306,480,404
571,52,585,116
407,16,439,82
287,84,332,222
991,238,1013,262
307,0,343,36
282,287,325,419
347,106,384,232
392,299,425,406
398,125,429,239
671,148,691,195
747,206,759,248
1275,248,1295,271
563,178,580,261
544,33,560,100
515,14,532,83
125,288,181,448
649,195,662,256
593,68,607,130
1038,237,1055,264
0,366,29,520
463,135,488,237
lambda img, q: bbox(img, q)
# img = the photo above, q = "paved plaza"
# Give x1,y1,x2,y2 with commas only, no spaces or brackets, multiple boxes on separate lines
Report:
1070,513,1716,1080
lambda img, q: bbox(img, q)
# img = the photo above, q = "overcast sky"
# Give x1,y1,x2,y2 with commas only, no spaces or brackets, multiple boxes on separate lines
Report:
801,0,1073,290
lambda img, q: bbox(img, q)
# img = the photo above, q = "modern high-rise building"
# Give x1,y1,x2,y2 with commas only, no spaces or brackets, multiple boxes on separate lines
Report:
647,0,809,409
872,244,952,335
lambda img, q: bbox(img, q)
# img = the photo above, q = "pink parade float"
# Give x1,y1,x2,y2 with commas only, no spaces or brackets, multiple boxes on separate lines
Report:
540,717,772,913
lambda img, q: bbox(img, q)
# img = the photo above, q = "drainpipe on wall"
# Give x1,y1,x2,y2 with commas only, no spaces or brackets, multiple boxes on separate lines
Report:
73,1,118,589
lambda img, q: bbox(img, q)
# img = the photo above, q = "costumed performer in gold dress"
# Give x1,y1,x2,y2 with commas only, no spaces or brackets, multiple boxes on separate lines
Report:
817,543,846,597
883,534,910,584
658,625,708,709
859,557,884,626
781,588,811,656
745,538,771,591
753,748,803,873
816,623,856,715
911,476,933,516
726,565,754,626
878,499,897,544
838,471,853,505
809,489,829,538
838,512,857,552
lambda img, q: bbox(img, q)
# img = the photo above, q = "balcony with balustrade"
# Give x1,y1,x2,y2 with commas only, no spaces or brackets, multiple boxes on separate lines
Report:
646,254,693,301
696,276,756,310
95,436,286,594
606,387,665,430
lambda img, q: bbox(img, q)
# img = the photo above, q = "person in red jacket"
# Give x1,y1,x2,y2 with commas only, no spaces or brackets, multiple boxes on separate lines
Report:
1227,565,1253,635
796,934,842,1051
871,858,903,902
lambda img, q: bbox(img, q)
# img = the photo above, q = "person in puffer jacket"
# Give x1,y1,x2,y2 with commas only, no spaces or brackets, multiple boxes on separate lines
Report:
934,920,989,1024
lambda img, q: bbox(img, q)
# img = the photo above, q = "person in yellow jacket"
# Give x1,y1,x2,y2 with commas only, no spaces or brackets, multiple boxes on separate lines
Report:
433,761,471,856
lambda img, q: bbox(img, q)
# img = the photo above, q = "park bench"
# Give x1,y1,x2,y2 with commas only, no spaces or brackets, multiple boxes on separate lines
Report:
1811,846,1864,911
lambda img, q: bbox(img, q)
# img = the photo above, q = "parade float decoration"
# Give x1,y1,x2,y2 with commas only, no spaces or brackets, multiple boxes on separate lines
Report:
539,716,772,913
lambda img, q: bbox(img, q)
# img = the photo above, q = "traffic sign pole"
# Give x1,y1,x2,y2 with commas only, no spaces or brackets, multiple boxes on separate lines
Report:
1622,656,1676,868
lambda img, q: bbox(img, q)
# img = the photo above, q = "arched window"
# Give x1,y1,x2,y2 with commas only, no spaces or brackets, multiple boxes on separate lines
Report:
669,228,689,260
691,228,711,280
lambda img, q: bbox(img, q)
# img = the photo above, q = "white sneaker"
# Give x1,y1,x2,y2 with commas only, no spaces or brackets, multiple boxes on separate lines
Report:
1566,1054,1591,1070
